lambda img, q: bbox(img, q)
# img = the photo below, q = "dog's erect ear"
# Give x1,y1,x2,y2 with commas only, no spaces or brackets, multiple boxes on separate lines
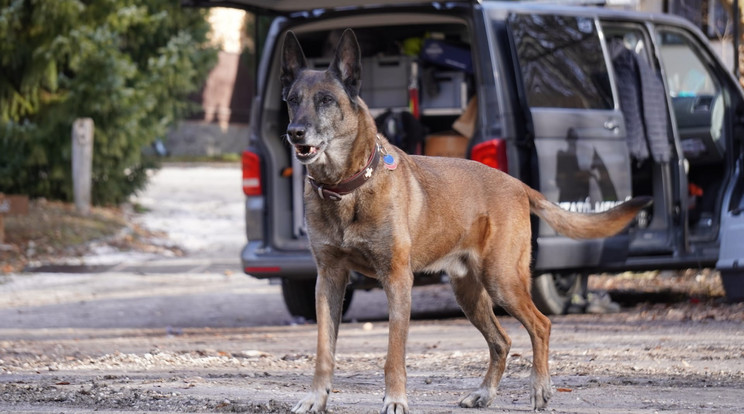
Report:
329,29,362,104
281,31,308,101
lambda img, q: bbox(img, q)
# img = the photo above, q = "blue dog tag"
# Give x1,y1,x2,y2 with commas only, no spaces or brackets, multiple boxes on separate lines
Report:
383,154,397,170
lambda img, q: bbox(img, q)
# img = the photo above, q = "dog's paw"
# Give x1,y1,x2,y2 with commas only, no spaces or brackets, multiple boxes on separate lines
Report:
381,395,408,414
459,387,495,408
292,390,328,413
530,377,553,410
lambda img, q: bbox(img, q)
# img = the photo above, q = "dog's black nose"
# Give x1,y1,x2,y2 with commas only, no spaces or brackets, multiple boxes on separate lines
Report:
286,124,306,143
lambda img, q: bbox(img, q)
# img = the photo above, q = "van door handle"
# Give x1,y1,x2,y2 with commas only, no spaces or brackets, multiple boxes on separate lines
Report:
604,120,619,131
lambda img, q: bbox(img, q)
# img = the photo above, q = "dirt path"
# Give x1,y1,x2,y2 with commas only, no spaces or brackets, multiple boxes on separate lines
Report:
1,267,743,413
1,302,743,413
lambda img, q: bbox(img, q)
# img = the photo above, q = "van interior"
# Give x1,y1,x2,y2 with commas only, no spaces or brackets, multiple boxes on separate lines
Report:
279,19,476,159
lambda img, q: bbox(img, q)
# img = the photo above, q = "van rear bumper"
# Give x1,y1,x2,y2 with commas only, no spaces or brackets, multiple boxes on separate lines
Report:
241,240,317,280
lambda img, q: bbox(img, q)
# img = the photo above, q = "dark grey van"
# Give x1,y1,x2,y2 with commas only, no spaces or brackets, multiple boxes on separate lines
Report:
190,0,744,316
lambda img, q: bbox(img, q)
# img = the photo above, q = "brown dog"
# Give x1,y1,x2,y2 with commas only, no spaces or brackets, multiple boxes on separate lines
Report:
281,29,650,414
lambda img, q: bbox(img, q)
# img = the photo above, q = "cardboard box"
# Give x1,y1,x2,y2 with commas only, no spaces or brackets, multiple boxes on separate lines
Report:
453,96,477,139
425,132,469,158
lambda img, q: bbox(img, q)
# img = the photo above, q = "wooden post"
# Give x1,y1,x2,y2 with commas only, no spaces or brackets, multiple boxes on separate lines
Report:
72,118,94,215
0,193,4,244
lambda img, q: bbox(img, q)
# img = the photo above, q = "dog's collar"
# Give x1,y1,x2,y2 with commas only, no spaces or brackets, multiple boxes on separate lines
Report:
307,144,381,201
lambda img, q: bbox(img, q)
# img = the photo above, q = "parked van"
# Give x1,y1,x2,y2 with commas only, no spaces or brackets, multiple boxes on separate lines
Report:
190,0,744,316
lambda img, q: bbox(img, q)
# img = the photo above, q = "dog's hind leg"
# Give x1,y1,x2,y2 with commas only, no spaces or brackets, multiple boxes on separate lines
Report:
486,256,553,410
451,273,511,409
499,290,552,410
292,267,349,414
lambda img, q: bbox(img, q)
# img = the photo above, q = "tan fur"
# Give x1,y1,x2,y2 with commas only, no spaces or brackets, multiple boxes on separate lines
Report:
283,29,650,414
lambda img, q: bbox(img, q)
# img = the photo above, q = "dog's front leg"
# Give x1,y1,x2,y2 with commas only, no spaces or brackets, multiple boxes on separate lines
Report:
292,268,349,414
380,271,413,414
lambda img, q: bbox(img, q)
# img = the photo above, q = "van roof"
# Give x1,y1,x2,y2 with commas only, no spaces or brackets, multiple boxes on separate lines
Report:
182,0,460,14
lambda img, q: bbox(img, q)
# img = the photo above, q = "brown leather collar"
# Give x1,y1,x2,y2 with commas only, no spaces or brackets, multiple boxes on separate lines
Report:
307,144,381,201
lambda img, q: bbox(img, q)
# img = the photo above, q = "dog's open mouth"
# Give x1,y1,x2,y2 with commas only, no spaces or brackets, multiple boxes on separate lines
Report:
294,144,323,162
295,145,317,156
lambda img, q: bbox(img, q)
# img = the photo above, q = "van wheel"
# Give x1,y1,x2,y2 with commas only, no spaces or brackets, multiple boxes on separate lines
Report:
720,270,744,302
280,278,355,321
531,273,586,315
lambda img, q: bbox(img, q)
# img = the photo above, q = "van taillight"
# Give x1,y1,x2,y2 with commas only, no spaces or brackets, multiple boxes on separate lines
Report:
471,139,508,172
242,150,262,196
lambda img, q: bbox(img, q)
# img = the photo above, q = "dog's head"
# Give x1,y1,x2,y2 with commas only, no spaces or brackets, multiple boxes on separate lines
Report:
281,29,363,166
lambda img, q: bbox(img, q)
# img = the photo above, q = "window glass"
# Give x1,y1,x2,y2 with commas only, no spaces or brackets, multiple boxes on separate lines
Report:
508,14,614,110
657,30,717,97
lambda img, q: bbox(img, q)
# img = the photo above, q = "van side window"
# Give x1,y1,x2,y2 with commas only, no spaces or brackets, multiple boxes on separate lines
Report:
657,29,724,159
508,14,613,110
657,31,718,98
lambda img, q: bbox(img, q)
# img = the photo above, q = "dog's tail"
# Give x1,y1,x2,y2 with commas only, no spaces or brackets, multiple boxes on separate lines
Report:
525,186,652,239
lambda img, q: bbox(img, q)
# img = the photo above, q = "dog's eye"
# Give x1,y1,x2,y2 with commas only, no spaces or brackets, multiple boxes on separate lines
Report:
319,95,334,105
287,94,300,105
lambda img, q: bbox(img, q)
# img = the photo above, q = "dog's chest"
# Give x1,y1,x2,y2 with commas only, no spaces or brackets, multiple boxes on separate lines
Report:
308,201,367,243
306,197,393,259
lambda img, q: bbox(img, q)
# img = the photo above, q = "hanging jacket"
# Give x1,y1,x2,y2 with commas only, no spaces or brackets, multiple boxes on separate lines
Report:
610,38,671,163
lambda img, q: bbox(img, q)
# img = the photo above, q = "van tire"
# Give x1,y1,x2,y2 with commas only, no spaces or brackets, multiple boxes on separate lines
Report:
281,278,354,321
531,273,585,315
720,270,744,302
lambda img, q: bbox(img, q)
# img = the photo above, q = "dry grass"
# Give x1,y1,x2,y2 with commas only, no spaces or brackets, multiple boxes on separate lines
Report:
590,268,726,298
0,199,171,273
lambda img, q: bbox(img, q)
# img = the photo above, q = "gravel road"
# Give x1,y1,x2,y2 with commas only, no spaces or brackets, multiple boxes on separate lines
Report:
1,164,744,413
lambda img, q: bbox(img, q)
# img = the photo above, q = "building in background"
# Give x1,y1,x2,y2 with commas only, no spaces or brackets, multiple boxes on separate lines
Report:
166,8,254,158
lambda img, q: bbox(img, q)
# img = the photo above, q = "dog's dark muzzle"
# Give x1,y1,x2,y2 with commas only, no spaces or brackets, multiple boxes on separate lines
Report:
286,123,307,144
287,123,322,162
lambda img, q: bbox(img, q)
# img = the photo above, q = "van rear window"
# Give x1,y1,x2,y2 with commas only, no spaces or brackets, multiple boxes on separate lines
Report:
508,14,613,110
